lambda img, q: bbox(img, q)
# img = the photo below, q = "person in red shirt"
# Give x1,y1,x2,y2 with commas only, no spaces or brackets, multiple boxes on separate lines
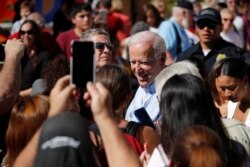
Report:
56,2,93,60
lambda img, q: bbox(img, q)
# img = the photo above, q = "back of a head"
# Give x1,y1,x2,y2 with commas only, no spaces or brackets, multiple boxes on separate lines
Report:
5,95,49,167
42,55,70,95
28,12,45,28
155,61,202,98
96,65,131,118
34,112,98,167
171,125,226,167
160,74,227,155
128,31,166,58
130,21,150,35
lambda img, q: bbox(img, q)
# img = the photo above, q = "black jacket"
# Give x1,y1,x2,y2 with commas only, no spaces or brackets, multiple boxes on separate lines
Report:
177,37,250,74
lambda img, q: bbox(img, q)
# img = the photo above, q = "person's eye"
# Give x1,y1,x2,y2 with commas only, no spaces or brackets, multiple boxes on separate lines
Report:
140,61,150,65
130,61,136,64
228,86,236,91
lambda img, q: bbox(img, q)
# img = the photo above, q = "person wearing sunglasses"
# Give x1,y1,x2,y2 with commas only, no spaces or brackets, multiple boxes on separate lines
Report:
177,7,250,76
81,28,113,71
18,20,50,98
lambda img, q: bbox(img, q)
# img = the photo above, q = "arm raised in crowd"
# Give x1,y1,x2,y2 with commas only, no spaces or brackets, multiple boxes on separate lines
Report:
14,75,77,167
0,39,24,117
85,82,141,167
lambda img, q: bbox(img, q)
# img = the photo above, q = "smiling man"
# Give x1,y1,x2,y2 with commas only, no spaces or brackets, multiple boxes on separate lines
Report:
125,31,166,123
177,7,250,75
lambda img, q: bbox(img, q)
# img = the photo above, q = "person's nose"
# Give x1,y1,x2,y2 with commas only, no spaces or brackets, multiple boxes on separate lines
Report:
224,89,232,98
103,45,111,53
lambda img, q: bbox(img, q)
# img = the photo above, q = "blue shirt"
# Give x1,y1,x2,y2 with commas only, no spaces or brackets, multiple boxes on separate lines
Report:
158,17,191,59
125,82,160,123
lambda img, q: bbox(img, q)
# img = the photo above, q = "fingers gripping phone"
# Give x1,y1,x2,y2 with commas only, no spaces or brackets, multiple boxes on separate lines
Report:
70,41,95,89
134,108,156,129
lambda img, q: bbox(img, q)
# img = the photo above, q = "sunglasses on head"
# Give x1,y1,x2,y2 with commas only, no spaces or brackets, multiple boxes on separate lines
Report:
197,22,217,30
95,42,114,50
20,29,34,35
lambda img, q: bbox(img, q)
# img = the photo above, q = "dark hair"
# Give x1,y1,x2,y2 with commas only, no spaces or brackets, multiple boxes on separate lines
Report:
70,2,92,18
138,3,163,28
160,74,229,156
42,55,70,95
207,58,250,105
96,65,131,119
160,74,247,166
171,125,226,167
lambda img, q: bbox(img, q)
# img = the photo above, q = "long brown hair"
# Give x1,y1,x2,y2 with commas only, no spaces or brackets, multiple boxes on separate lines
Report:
96,65,132,119
5,95,49,167
171,125,226,167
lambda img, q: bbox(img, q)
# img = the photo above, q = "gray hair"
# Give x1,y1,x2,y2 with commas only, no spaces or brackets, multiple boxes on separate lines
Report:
155,60,202,98
127,31,166,58
81,28,110,40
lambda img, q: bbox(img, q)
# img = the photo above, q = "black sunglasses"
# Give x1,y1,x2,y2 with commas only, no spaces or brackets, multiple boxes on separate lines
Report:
20,29,34,35
95,42,114,50
197,22,217,30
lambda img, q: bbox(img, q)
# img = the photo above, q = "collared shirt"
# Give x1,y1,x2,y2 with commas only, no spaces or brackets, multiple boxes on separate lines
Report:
125,82,160,123
158,17,191,59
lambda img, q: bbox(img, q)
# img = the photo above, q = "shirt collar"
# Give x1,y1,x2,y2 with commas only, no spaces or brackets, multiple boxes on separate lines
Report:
141,82,156,94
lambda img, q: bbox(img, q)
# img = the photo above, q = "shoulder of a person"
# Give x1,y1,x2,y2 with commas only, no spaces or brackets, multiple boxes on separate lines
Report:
177,43,201,60
159,19,173,28
56,29,74,39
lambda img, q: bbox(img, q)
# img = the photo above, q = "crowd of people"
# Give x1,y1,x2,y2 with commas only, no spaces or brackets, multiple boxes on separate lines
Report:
0,0,250,166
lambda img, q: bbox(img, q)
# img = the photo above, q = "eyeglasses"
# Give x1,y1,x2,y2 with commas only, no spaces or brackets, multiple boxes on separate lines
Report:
223,18,234,22
95,42,114,51
20,30,34,35
197,22,217,30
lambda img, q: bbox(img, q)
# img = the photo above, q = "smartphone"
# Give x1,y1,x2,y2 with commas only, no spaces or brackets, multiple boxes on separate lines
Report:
134,108,155,129
0,44,5,71
70,40,95,89
0,44,5,62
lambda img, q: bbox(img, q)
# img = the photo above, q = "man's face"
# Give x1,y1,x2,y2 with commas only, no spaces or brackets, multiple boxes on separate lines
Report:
72,10,93,32
226,0,237,12
129,43,164,87
20,7,31,19
91,34,113,70
196,20,222,44
181,9,194,29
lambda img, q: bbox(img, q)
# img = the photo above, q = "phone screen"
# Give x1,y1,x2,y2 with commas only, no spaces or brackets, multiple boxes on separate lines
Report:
134,108,155,129
70,40,95,89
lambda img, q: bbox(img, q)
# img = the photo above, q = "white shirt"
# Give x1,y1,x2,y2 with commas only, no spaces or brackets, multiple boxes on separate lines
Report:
220,27,244,48
125,82,160,123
